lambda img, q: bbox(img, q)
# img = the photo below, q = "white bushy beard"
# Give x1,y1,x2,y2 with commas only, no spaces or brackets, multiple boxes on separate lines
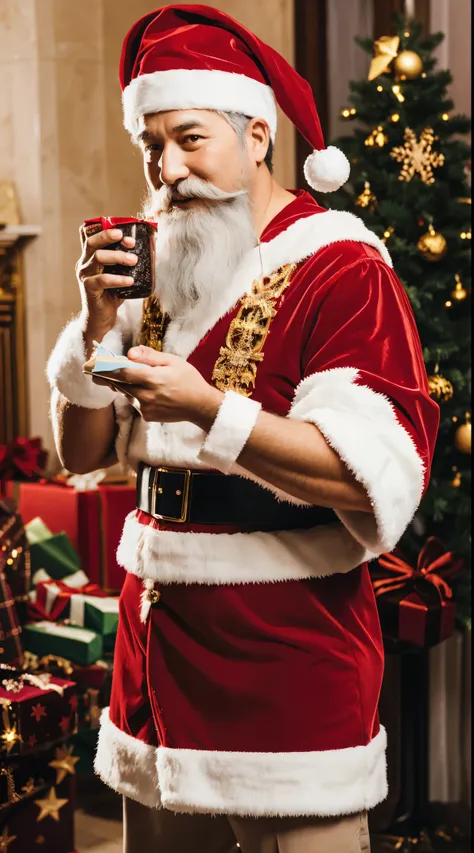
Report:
141,176,256,319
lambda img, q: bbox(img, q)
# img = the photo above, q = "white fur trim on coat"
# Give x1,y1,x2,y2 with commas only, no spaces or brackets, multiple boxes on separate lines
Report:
95,708,387,816
157,727,387,817
117,510,369,588
123,69,278,140
47,299,144,410
163,210,392,361
290,368,425,555
94,707,161,809
198,391,261,473
46,319,123,409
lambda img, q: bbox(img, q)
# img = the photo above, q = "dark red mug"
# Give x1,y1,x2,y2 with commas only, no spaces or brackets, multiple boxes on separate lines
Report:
81,216,157,299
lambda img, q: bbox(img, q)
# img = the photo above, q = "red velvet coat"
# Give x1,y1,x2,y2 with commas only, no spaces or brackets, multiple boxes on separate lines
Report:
85,192,439,816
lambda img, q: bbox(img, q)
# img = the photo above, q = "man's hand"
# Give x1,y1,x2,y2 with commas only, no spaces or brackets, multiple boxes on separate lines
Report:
92,345,224,425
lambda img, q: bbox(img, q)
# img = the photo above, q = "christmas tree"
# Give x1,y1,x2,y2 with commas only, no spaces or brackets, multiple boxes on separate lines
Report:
322,14,471,624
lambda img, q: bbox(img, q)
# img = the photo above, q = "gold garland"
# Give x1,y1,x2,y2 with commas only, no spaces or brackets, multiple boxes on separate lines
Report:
137,295,169,352
137,264,297,397
212,264,296,396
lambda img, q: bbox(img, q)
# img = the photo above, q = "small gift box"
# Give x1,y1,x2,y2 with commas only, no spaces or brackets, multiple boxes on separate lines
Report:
14,476,136,590
27,577,118,651
22,623,103,667
371,537,463,648
15,478,102,584
25,518,83,584
0,669,77,755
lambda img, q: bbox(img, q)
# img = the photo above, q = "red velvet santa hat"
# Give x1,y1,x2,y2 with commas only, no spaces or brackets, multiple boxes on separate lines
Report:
120,4,350,192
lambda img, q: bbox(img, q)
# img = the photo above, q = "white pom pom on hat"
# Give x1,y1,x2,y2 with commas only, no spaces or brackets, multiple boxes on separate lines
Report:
120,5,350,192
304,146,351,193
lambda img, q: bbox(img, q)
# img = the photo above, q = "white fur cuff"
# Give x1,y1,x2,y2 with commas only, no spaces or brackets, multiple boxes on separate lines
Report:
197,391,261,473
46,319,123,410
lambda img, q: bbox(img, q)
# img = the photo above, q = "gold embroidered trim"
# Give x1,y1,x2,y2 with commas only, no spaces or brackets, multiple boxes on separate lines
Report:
212,264,296,397
136,264,296,395
137,295,169,352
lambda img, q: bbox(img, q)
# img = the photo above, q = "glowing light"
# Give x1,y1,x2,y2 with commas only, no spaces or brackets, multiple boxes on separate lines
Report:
391,113,400,122
442,113,449,121
377,85,383,92
445,300,452,307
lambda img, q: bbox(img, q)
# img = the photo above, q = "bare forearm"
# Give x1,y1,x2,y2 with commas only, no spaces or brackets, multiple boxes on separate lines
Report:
195,390,372,512
51,390,118,475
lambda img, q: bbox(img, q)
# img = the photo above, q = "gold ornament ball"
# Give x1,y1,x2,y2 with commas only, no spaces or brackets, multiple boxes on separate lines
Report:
393,50,423,80
417,226,447,261
428,374,454,403
454,420,471,454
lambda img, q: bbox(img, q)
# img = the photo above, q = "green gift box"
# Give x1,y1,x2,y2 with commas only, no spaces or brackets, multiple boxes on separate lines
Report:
26,517,82,582
69,596,119,651
23,621,103,666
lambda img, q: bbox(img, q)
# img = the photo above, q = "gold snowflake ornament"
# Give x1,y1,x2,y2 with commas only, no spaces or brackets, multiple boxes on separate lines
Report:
391,127,445,184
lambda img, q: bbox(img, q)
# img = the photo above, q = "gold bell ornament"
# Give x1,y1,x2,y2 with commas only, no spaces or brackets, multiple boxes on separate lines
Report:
454,413,471,454
417,224,447,261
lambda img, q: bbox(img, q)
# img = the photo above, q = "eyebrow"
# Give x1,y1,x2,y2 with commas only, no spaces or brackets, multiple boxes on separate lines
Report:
137,120,207,143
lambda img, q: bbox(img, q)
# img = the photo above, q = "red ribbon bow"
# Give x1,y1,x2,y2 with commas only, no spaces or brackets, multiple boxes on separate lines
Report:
0,437,48,490
373,537,464,602
27,579,105,623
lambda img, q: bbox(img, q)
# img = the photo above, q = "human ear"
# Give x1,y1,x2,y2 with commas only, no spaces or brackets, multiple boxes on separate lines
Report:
246,118,271,166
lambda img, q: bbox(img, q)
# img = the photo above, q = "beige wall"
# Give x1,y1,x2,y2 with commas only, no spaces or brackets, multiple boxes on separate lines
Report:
0,0,294,457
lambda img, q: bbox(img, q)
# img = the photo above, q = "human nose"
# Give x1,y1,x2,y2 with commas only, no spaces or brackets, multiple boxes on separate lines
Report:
159,144,190,186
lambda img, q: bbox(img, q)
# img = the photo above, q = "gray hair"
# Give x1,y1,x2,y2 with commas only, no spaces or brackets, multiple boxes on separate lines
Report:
215,111,274,173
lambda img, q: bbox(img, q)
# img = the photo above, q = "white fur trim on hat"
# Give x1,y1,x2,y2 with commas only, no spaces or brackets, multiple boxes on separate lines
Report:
304,146,351,192
123,69,278,140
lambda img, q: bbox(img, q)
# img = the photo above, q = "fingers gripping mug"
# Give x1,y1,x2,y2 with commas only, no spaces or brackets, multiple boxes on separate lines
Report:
81,216,157,299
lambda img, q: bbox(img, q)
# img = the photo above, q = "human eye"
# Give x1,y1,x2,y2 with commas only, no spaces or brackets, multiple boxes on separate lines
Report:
182,134,205,146
145,143,162,152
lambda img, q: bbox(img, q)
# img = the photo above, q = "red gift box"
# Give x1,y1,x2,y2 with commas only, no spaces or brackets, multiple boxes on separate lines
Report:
372,537,463,648
97,484,136,593
0,674,77,756
12,480,135,591
14,483,101,585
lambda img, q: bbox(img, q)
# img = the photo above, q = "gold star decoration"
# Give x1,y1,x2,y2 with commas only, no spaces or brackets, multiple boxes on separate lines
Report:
34,786,68,822
391,127,445,184
30,703,47,723
0,826,17,851
368,35,400,81
1,725,21,754
49,744,80,785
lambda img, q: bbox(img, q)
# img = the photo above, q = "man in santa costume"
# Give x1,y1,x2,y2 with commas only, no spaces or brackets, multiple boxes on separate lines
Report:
47,5,439,851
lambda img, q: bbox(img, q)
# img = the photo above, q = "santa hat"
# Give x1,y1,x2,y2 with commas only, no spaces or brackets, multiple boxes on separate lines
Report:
120,4,349,193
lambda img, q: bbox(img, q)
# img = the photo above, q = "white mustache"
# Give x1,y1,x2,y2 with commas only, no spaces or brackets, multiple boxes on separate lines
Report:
156,178,247,211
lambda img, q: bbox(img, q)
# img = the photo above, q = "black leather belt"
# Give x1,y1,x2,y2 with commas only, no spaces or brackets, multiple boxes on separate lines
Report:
136,462,339,529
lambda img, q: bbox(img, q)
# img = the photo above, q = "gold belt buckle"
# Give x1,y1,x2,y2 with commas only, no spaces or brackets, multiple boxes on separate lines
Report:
150,466,192,523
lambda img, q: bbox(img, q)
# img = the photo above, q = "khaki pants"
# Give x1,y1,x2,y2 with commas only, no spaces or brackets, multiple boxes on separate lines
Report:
123,797,371,853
